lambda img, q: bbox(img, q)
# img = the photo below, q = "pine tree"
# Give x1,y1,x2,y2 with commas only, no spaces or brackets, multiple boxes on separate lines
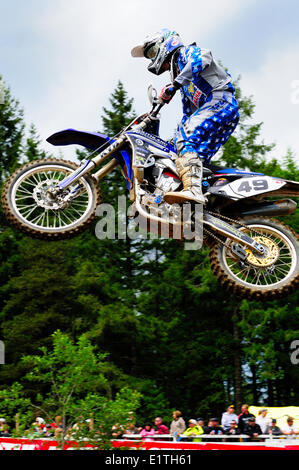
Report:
0,76,25,182
218,76,275,170
24,124,47,162
0,73,298,422
102,80,135,137
72,82,143,381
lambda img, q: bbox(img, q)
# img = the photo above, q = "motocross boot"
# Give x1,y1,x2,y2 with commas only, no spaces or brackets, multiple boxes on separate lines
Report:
164,152,206,205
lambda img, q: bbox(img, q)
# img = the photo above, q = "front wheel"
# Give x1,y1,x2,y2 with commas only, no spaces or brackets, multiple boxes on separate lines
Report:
210,217,299,300
2,159,102,240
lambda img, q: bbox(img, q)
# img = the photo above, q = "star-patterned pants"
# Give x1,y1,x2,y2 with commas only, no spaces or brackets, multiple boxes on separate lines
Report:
175,91,239,161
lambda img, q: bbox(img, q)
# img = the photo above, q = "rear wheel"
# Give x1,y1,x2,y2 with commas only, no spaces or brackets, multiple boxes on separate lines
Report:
210,217,299,300
2,159,102,240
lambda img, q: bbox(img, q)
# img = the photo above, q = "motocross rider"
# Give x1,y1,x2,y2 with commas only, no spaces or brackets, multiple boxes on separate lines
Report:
131,28,239,205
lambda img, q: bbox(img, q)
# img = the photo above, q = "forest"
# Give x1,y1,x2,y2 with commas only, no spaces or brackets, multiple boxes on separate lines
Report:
0,75,298,429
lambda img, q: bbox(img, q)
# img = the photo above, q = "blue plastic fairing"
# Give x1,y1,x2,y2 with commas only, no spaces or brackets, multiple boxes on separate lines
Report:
46,129,110,150
46,128,132,189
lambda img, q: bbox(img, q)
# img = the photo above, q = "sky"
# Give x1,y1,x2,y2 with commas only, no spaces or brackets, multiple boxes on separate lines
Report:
1,0,299,165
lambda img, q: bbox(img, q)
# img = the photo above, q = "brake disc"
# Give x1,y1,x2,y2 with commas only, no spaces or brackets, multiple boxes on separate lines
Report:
33,180,66,210
245,236,280,267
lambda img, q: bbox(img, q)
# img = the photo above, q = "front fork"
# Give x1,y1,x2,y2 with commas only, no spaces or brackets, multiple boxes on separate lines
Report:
55,109,160,193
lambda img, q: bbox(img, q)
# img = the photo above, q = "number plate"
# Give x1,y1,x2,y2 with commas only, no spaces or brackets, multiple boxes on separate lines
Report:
215,176,286,200
126,132,170,168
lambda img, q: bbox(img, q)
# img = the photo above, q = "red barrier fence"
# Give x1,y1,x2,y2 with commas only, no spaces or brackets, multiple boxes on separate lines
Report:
0,437,92,451
0,437,299,451
113,439,299,451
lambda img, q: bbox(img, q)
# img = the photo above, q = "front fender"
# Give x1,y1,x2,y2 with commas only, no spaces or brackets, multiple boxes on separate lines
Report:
47,128,132,189
46,128,110,150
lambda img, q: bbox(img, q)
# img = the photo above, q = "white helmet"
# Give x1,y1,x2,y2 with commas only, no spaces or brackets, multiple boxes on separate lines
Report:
131,28,183,75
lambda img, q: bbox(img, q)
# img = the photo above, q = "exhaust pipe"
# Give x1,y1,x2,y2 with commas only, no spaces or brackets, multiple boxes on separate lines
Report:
241,199,297,217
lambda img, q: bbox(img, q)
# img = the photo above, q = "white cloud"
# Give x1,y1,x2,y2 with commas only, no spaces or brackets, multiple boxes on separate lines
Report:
240,45,299,162
22,0,252,159
6,0,297,172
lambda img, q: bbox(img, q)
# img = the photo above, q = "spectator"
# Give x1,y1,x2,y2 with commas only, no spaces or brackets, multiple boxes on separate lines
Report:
196,417,209,434
0,418,10,437
0,427,10,437
256,408,271,434
125,423,140,435
206,417,223,435
140,423,155,441
224,419,240,436
154,417,169,434
50,415,64,438
223,419,241,443
65,416,92,440
244,417,262,440
44,424,55,438
111,422,125,439
182,419,204,442
127,412,142,432
281,417,299,437
238,404,256,433
33,417,47,435
221,405,239,432
170,410,186,436
265,419,282,436
0,418,6,434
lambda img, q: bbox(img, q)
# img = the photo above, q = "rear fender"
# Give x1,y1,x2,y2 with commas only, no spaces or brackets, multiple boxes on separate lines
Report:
209,175,298,200
266,179,299,198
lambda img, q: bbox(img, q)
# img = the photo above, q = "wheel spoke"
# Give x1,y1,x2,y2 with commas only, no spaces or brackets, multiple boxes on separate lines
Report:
222,223,297,289
12,163,94,232
21,205,39,219
17,186,33,195
252,269,262,285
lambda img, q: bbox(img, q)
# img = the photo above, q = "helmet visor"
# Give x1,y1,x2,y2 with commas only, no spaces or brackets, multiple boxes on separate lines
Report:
145,43,160,60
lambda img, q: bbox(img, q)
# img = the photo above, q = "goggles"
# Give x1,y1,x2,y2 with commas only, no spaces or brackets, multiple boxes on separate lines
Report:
144,43,160,60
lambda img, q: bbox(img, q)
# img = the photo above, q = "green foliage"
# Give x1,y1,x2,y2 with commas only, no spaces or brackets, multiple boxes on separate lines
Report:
219,75,275,170
0,382,33,431
0,75,298,437
0,330,141,447
24,124,47,162
102,80,135,136
0,76,25,182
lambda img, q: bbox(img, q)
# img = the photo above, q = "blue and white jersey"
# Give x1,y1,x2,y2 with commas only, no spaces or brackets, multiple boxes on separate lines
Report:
174,45,235,116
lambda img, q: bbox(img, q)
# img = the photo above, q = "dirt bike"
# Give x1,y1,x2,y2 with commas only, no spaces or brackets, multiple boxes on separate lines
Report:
2,86,299,300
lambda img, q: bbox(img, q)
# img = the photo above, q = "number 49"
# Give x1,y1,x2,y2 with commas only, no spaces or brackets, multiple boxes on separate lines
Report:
238,179,268,193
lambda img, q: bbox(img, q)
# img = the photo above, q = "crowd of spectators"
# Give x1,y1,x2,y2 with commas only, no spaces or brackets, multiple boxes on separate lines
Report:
0,415,64,439
0,404,298,442
121,405,299,442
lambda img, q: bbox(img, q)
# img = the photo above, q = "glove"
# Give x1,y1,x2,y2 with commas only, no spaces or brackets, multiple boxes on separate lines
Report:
159,83,179,103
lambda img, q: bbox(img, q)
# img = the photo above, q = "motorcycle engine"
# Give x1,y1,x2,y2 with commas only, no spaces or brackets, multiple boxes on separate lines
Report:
141,164,181,217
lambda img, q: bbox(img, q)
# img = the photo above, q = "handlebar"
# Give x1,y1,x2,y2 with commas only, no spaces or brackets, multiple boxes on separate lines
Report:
150,101,165,117
123,95,165,134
